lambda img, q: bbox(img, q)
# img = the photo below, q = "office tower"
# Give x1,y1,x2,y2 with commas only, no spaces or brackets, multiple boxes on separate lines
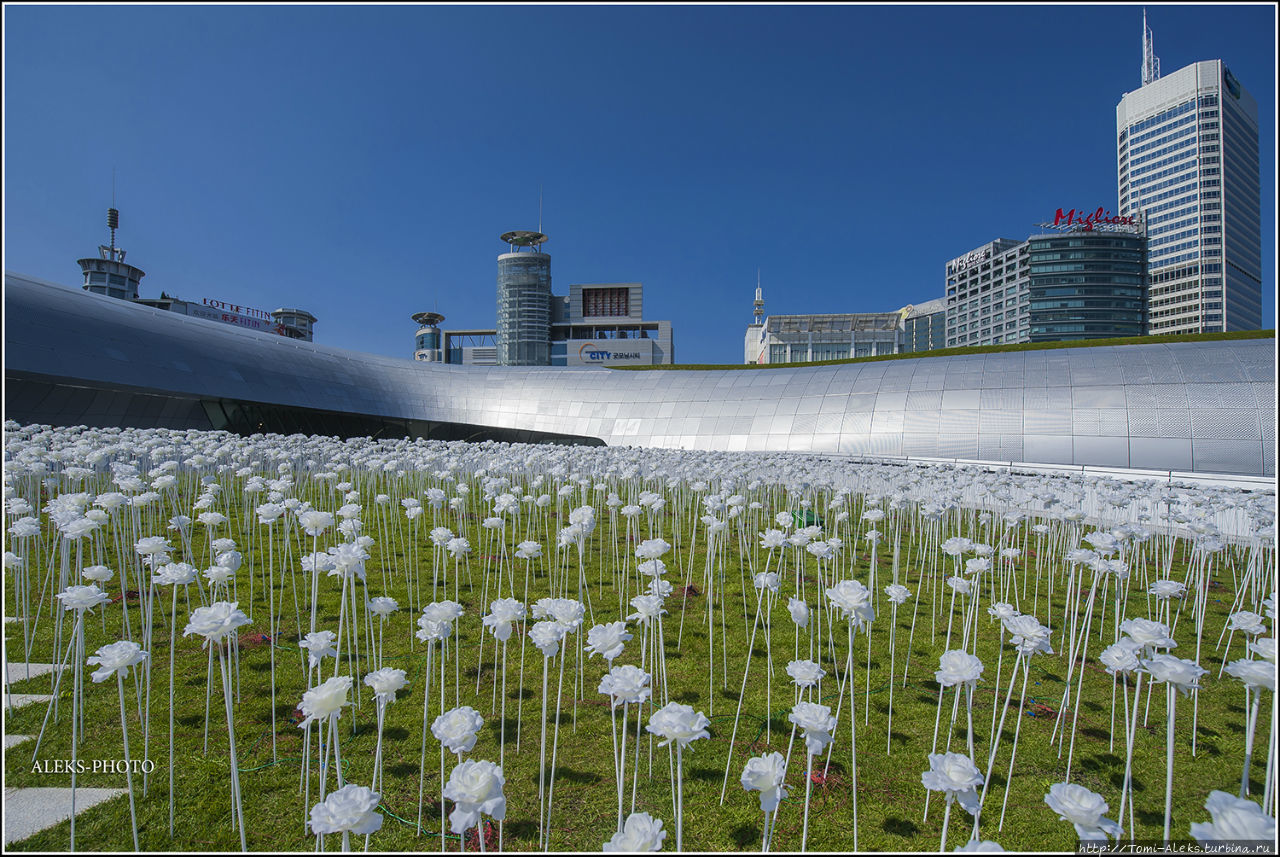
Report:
1116,17,1262,333
496,230,552,365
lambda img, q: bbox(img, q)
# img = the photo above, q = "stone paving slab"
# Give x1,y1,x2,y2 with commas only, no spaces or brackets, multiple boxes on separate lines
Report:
3,734,34,749
4,786,127,845
3,693,54,711
6,662,62,684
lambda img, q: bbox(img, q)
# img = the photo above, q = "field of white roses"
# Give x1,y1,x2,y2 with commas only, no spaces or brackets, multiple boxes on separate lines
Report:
3,421,1275,852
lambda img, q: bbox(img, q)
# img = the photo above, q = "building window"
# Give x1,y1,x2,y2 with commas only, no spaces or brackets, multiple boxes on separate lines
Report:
582,287,630,318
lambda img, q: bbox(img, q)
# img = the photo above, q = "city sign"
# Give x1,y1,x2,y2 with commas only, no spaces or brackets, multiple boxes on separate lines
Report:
1037,207,1142,233
579,343,642,362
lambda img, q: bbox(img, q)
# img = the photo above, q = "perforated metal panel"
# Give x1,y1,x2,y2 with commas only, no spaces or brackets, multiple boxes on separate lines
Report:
5,274,1275,476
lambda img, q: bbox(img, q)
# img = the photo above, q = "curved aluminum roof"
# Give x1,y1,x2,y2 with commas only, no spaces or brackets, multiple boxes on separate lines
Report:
4,273,1274,476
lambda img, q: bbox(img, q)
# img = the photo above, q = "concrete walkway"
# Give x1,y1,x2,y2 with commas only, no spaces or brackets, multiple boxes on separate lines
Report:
4,786,128,846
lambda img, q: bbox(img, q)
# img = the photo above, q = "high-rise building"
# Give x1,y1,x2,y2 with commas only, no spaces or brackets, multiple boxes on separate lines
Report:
1116,17,1262,333
946,223,1148,348
496,230,553,366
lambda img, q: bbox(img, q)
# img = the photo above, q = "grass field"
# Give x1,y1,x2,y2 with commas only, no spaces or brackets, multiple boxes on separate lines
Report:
3,447,1273,852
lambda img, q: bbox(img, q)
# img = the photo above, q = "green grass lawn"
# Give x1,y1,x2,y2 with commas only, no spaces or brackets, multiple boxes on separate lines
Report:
4,498,1268,852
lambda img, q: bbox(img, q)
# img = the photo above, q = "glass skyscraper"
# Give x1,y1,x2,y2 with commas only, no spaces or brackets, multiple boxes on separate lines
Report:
1116,59,1262,333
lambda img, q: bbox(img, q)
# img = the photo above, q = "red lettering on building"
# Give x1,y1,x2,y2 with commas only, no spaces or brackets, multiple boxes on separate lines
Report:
1052,207,1138,232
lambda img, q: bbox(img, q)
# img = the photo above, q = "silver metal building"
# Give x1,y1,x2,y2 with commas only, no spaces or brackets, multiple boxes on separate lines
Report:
5,272,1274,477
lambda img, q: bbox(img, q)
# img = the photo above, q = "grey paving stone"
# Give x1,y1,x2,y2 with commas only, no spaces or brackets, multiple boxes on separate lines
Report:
3,786,127,845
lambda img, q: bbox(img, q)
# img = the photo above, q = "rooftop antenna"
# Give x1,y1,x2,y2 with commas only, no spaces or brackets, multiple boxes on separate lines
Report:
1141,8,1161,86
107,168,119,255
538,183,543,234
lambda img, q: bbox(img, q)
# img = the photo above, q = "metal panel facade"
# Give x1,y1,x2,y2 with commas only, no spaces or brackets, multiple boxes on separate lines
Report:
5,273,1274,476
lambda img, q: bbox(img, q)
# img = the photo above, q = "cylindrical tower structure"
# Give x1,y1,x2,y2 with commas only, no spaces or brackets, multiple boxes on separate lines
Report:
78,207,145,300
412,311,445,362
271,307,318,341
496,231,551,366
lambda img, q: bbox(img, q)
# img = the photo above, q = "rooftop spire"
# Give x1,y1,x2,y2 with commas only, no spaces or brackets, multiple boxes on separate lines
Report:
1141,8,1161,86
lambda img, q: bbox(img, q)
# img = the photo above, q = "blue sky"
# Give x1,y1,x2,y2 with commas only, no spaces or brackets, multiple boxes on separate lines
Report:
4,4,1275,365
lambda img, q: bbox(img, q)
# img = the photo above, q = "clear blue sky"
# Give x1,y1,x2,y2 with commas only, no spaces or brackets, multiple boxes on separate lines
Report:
4,4,1275,364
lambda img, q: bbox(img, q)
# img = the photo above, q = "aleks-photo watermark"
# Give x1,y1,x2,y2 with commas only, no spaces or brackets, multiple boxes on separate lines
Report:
31,759,156,775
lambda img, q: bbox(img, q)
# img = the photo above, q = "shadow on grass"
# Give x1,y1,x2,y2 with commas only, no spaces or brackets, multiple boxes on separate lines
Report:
882,816,920,837
731,823,760,847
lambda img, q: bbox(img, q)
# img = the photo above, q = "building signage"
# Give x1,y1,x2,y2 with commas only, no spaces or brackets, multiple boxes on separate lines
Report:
190,301,288,336
202,297,275,321
948,248,990,274
579,343,642,362
566,338,653,366
1037,207,1142,233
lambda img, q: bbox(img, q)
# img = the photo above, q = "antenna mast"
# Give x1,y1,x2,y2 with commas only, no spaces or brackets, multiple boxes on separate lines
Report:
1141,8,1161,86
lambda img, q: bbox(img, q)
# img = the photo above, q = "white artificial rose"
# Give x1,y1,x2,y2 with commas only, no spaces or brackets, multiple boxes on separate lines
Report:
921,752,984,815
598,664,652,708
183,601,250,645
443,759,506,834
529,620,565,657
604,811,666,852
1223,658,1275,691
1044,782,1122,842
1003,614,1053,656
646,702,711,750
432,706,485,755
1189,790,1275,843
482,598,525,642
1142,654,1206,695
82,565,114,584
585,621,632,662
154,562,198,587
740,751,789,812
297,676,353,728
364,667,408,703
627,594,666,623
826,579,875,626
88,640,148,683
308,783,383,836
1098,640,1141,675
789,701,836,756
885,584,911,605
935,650,984,688
785,659,825,689
1228,611,1267,636
754,571,781,593
1148,579,1187,599
635,538,671,561
368,596,399,618
955,840,1005,852
1248,637,1276,664
987,602,1018,622
135,535,174,556
1119,617,1177,651
298,509,335,536
788,596,810,628
300,630,338,669
56,584,111,613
